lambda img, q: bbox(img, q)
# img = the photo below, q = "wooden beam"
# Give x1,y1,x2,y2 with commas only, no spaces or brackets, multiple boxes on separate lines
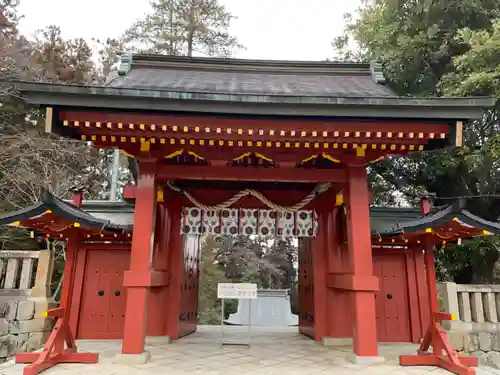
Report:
455,121,463,147
77,127,435,145
156,165,347,183
45,107,53,134
59,110,451,134
89,139,404,166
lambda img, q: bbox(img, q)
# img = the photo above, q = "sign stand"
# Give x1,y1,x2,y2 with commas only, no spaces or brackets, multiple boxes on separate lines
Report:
218,283,257,347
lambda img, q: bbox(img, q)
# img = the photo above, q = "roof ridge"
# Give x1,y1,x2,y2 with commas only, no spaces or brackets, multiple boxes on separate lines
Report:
130,53,373,67
370,61,386,85
117,53,133,76
115,52,377,76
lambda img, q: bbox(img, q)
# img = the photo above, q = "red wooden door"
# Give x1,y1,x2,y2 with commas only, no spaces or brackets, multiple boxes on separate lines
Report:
298,238,314,338
77,249,130,339
373,253,411,342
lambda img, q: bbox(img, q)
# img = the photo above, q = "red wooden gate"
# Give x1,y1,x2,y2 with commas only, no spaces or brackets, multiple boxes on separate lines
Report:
77,248,130,339
178,235,200,338
373,252,411,342
298,238,315,338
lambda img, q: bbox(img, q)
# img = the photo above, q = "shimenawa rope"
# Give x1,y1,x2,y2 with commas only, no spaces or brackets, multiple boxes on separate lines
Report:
166,181,331,212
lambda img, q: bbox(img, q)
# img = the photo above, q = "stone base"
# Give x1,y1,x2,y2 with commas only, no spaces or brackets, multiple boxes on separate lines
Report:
347,354,386,365
322,337,353,347
146,336,172,345
111,351,151,365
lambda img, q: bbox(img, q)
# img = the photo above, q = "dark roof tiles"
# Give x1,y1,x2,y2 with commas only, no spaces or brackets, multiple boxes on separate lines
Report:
0,189,131,232
107,65,397,98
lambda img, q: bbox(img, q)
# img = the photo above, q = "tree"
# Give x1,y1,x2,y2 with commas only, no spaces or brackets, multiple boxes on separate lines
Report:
0,6,126,248
332,0,500,283
197,234,299,324
333,0,500,96
123,0,243,57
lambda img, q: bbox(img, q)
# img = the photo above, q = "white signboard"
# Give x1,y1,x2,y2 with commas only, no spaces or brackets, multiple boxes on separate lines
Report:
217,283,257,300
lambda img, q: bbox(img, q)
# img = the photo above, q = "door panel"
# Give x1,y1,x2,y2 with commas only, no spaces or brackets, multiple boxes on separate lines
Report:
373,253,412,342
107,250,129,335
298,238,314,338
77,249,130,339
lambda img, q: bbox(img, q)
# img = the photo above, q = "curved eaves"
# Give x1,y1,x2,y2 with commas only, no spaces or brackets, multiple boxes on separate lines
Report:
376,202,500,236
0,202,47,225
0,189,131,232
457,210,500,234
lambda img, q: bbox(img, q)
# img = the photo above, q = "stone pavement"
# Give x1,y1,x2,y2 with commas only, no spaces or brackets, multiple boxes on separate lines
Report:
2,325,500,375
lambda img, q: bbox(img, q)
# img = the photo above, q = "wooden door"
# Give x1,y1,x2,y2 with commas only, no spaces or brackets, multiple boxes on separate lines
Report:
373,253,411,342
77,249,130,339
298,239,315,338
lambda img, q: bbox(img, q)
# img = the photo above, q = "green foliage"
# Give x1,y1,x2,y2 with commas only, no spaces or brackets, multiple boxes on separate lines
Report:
334,0,500,96
440,20,500,97
435,236,500,283
123,0,243,57
334,0,500,283
197,235,298,324
198,236,232,324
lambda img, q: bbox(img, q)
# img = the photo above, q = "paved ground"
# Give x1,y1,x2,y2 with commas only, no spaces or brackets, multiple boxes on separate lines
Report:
2,326,500,375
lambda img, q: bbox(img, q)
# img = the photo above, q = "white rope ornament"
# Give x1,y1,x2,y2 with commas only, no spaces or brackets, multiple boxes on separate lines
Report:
166,181,331,212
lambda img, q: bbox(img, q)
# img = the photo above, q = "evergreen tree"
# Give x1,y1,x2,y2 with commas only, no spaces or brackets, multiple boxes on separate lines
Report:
123,0,243,57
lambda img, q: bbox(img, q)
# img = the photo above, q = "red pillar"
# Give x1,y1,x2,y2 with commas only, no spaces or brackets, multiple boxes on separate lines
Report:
424,240,440,335
345,165,379,357
122,162,157,354
164,202,183,340
147,203,169,336
312,212,328,341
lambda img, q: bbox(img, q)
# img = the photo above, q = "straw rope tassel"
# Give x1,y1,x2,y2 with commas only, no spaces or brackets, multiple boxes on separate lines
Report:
166,181,331,212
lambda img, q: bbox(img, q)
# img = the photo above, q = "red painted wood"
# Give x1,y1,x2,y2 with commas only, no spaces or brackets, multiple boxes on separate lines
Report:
420,197,432,215
16,316,98,375
122,162,157,354
123,186,341,211
69,246,87,338
405,250,422,343
108,252,129,336
311,213,327,341
80,250,108,337
415,249,431,333
122,144,386,166
164,199,183,340
77,249,130,339
323,209,352,339
327,274,379,291
425,244,440,320
59,110,450,134
147,204,170,336
81,126,437,146
178,235,200,338
373,252,411,342
15,235,99,375
71,192,83,207
156,164,347,183
345,166,378,356
400,243,478,375
298,238,315,338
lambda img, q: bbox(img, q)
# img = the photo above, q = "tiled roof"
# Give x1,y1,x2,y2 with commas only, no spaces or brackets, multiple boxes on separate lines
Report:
106,54,397,98
0,189,132,232
374,199,500,236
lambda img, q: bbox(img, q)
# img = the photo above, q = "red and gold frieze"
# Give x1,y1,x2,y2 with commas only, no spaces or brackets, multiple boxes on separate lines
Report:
58,111,450,149
52,109,458,167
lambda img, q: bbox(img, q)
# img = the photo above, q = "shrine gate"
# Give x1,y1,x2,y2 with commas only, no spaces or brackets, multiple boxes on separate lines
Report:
2,55,497,375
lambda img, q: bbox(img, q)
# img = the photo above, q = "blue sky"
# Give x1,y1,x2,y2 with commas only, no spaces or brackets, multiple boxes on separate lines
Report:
18,0,361,61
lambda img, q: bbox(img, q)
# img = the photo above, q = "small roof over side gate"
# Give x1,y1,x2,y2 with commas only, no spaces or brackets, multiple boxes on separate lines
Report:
0,189,132,236
372,199,500,245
